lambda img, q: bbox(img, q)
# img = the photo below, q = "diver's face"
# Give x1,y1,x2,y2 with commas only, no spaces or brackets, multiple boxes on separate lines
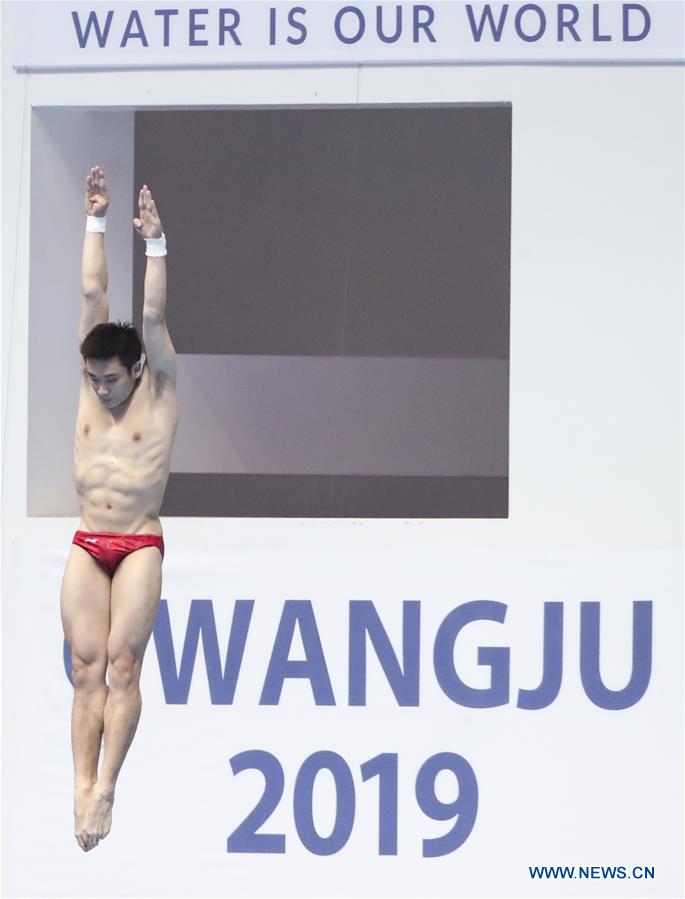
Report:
84,357,141,408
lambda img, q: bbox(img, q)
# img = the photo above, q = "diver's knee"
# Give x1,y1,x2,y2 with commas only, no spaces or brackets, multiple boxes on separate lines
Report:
72,653,107,691
107,649,141,693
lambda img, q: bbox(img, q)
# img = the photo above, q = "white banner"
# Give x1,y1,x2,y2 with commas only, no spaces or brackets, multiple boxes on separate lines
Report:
11,0,685,69
3,525,682,897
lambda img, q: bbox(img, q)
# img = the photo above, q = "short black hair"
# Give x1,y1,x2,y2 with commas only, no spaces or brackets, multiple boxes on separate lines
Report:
80,321,142,372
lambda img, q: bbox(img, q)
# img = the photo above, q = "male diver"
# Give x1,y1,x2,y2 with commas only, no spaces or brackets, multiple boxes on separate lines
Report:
60,166,178,851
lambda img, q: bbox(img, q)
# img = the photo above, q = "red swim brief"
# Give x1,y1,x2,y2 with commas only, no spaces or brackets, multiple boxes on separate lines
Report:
72,531,165,577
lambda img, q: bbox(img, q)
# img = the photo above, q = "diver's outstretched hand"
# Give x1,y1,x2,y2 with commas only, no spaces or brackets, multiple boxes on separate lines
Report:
133,185,163,239
85,165,109,217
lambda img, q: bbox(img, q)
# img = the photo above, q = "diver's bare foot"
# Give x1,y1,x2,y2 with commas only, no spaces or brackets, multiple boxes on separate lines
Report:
74,782,95,851
80,783,115,851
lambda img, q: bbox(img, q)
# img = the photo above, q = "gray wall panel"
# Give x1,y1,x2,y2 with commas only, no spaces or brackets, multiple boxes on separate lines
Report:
172,355,508,476
133,105,512,518
133,106,511,359
162,474,508,518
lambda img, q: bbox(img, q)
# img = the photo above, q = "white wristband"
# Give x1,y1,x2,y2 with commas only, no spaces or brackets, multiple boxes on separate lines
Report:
145,232,167,257
86,215,106,233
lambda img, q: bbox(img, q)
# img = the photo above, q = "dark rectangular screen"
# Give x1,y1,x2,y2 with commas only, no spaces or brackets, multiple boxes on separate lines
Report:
133,105,511,517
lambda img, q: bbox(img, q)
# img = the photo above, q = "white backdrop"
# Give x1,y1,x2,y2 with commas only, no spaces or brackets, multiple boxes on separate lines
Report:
1,7,682,898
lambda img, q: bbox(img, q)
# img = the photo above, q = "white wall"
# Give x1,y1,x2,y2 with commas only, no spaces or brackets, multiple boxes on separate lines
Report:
3,59,681,545
28,109,133,515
